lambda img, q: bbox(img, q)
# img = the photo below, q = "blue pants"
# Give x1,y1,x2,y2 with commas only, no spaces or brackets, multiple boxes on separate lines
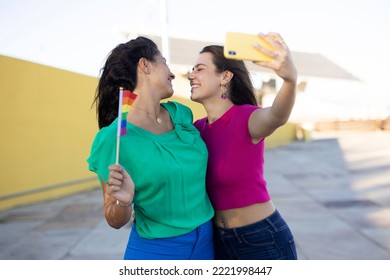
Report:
214,210,297,260
124,220,214,260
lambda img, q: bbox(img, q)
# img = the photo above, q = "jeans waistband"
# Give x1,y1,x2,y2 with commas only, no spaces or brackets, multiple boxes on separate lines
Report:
215,209,282,234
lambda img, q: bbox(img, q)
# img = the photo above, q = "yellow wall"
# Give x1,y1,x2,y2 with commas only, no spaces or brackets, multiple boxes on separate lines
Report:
0,55,100,211
0,55,296,212
266,122,298,149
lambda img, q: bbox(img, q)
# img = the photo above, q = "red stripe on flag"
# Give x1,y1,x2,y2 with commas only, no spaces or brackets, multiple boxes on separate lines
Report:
120,90,137,136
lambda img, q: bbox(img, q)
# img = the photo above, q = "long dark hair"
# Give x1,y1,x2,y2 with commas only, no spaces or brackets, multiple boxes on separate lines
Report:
92,36,160,129
200,45,257,106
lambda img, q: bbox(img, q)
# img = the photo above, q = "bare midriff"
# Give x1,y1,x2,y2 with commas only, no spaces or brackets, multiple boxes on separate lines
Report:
213,200,276,229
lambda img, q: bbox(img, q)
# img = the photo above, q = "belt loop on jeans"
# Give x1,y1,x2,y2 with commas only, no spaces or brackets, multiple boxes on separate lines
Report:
265,210,279,232
197,224,201,235
233,229,243,244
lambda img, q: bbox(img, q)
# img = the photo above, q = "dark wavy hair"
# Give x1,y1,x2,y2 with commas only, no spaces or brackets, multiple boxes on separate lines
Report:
200,45,257,106
92,36,160,129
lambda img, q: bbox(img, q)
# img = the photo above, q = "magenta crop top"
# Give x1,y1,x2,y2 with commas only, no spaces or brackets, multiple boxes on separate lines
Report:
194,104,270,211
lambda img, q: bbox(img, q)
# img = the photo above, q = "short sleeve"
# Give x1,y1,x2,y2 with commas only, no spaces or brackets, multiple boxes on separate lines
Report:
163,101,193,124
87,124,117,185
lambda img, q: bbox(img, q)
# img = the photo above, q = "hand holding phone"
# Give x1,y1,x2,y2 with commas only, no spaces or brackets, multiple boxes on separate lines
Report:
224,32,275,62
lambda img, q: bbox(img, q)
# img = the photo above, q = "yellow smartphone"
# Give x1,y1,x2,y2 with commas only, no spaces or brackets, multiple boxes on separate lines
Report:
224,32,275,62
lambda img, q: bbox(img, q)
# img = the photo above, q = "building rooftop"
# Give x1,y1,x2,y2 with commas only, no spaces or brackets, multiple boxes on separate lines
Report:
147,35,360,81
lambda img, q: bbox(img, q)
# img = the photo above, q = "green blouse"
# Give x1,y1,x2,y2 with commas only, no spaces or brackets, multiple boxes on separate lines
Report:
87,101,214,239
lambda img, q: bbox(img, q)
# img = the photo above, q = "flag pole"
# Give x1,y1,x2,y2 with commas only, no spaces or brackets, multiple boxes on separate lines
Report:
116,87,124,164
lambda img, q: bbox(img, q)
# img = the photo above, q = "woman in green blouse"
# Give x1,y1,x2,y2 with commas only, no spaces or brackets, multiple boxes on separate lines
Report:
87,36,214,260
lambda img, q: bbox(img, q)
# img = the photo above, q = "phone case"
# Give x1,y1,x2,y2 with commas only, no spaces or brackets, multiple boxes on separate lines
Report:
224,32,275,62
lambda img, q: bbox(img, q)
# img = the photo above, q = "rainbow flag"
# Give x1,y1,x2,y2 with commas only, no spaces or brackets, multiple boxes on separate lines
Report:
117,88,137,136
116,88,137,164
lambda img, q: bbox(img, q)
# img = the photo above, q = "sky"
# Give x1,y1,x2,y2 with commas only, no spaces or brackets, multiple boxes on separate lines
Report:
1,0,390,109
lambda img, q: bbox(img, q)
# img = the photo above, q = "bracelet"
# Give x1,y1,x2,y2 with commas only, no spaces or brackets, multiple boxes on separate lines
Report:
115,200,132,208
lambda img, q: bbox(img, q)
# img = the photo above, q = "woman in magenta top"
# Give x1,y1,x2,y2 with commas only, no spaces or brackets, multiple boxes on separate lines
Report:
189,32,298,260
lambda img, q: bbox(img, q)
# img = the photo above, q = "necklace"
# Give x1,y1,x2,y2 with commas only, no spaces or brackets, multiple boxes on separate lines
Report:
131,105,162,124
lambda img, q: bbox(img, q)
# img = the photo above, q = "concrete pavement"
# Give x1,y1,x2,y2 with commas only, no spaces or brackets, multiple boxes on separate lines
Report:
1,130,389,260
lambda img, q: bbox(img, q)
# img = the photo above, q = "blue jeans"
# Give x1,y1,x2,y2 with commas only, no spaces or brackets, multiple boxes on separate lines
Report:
214,210,297,260
124,220,214,260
